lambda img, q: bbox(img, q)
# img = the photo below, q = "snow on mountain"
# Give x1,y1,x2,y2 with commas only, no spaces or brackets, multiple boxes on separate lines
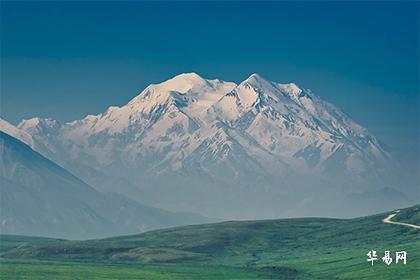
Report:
0,118,33,147
12,72,400,219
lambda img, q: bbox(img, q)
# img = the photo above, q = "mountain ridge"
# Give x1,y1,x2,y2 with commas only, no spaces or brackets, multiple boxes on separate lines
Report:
1,73,405,219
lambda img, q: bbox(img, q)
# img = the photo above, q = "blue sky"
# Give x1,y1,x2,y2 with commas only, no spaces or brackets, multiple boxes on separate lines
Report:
1,1,419,165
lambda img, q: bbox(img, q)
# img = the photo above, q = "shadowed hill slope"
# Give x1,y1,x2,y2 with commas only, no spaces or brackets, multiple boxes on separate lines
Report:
0,131,210,239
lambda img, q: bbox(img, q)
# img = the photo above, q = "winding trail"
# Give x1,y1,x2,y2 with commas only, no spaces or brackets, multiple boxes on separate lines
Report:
382,210,420,229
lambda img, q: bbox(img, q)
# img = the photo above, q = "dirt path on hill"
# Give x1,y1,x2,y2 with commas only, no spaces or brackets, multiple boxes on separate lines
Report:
382,210,420,229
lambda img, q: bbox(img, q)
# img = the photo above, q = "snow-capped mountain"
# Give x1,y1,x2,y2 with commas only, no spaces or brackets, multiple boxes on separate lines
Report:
7,73,402,219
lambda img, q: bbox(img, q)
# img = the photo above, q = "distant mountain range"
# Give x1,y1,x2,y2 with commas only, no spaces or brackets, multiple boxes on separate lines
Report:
0,131,209,239
0,73,411,220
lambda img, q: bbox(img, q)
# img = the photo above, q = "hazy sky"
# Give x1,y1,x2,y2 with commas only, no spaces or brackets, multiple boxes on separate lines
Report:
1,1,419,164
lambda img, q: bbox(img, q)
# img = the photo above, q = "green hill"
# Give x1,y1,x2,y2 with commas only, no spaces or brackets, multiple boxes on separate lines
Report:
1,205,419,279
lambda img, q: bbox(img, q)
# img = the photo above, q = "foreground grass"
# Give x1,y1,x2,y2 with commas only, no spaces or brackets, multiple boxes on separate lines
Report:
0,259,266,280
279,242,419,279
1,205,419,279
2,242,418,280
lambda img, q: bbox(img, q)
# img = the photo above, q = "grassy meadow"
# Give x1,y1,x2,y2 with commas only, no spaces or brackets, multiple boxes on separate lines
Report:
1,205,419,279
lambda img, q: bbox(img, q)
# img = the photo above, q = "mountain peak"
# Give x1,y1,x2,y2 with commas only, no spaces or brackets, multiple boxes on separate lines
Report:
248,72,263,79
18,117,61,134
142,72,209,96
244,74,303,97
18,117,42,127
241,73,273,91
167,72,207,85
173,72,203,80
128,72,236,111
245,73,268,83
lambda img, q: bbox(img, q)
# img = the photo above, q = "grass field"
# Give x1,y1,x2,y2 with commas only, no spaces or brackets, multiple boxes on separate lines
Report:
1,205,419,279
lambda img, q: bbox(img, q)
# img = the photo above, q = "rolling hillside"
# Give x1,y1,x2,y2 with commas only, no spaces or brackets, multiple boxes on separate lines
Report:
1,205,418,279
